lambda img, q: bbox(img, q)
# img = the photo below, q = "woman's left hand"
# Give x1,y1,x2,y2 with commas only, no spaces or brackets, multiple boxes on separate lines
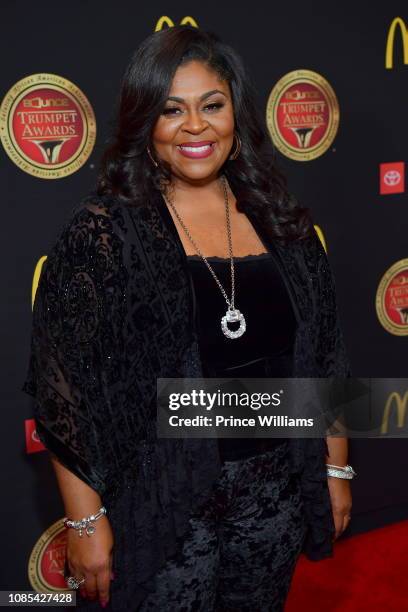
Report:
327,477,352,540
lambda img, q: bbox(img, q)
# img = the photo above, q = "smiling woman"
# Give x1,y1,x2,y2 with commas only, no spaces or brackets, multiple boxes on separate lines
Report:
23,24,353,612
96,26,313,246
152,64,235,174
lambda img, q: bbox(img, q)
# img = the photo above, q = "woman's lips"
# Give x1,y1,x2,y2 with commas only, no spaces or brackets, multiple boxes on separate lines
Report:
176,141,216,159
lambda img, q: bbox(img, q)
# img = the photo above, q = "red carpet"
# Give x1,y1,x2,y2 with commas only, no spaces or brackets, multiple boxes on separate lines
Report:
286,519,408,611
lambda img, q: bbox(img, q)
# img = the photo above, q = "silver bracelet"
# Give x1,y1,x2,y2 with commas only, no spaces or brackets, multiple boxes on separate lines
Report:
63,506,107,537
326,464,356,479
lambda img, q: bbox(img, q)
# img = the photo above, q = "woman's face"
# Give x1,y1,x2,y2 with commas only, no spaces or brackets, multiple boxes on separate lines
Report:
151,60,235,185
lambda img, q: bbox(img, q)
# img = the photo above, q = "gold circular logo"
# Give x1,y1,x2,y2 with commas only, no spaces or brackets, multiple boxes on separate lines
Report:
266,69,340,161
28,519,69,592
376,259,408,336
0,73,96,179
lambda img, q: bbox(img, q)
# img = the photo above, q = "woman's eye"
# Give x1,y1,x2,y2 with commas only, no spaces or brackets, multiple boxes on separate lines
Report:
162,107,181,115
204,102,224,112
162,102,224,116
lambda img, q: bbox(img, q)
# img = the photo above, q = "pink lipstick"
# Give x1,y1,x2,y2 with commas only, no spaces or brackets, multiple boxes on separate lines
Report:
176,140,215,159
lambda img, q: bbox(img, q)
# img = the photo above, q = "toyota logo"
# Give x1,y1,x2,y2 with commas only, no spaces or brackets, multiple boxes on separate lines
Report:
384,170,401,186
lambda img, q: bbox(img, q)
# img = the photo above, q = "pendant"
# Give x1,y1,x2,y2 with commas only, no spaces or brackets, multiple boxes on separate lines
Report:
221,307,246,339
85,523,95,536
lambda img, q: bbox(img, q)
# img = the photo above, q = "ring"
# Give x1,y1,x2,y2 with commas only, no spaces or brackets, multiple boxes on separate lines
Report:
66,575,86,590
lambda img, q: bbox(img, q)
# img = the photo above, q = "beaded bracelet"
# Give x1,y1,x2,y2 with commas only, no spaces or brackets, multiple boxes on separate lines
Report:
326,464,356,479
63,506,107,537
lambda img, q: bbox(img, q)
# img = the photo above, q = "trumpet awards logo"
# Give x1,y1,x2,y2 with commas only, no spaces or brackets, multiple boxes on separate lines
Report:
155,15,198,31
376,259,408,335
266,69,339,161
28,520,69,592
0,73,96,179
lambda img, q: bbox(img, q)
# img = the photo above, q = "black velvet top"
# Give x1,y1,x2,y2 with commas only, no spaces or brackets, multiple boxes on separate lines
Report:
186,252,297,461
22,188,351,608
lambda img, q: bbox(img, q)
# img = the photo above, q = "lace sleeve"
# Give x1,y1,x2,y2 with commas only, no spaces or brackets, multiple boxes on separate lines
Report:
21,198,128,496
308,229,354,438
312,230,352,378
296,231,353,561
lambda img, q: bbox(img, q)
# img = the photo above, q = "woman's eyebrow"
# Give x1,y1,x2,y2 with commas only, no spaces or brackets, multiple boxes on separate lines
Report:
166,89,227,103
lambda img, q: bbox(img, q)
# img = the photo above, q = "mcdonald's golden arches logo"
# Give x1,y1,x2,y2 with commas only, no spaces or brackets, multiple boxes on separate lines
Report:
155,16,198,31
314,225,327,253
32,256,47,309
385,17,408,69
381,391,408,433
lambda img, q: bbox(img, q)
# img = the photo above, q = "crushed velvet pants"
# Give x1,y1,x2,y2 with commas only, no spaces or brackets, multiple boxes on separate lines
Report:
139,441,308,612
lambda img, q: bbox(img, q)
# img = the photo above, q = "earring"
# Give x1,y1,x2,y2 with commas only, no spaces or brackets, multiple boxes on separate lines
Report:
229,133,241,160
147,146,159,167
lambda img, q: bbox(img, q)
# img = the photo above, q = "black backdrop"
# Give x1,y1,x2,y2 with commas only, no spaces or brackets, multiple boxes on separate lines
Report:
1,0,407,594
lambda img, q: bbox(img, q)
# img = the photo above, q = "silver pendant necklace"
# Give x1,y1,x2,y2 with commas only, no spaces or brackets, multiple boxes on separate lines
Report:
162,174,246,339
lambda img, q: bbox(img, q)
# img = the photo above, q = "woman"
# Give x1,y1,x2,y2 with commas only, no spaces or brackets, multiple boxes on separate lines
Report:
22,26,354,611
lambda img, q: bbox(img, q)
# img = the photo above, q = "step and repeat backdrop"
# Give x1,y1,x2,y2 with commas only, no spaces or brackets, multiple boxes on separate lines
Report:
1,1,407,594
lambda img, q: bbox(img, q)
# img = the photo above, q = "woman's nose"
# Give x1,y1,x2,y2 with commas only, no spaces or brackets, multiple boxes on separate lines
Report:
182,110,208,133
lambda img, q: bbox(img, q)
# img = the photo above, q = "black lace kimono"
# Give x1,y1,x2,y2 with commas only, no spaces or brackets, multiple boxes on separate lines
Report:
22,186,351,610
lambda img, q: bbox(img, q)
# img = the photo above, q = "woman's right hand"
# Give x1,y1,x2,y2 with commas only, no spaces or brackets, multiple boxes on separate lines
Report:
65,515,114,607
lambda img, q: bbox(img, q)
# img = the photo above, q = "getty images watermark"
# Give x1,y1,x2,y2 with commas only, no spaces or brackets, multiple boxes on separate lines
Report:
166,387,313,428
157,378,408,439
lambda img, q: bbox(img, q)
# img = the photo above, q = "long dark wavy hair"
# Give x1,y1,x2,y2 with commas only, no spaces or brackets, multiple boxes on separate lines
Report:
96,25,314,242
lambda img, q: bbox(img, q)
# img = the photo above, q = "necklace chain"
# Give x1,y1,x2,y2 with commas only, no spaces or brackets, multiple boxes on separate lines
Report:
162,174,236,310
